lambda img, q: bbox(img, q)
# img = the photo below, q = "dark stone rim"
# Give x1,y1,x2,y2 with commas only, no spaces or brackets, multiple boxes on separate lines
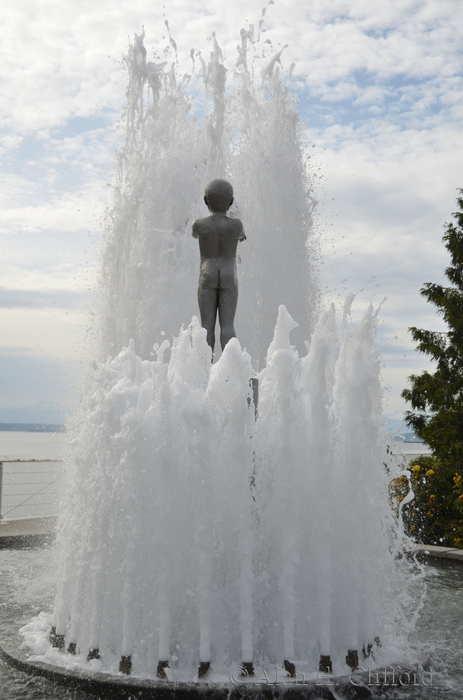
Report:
3,639,426,699
0,641,229,699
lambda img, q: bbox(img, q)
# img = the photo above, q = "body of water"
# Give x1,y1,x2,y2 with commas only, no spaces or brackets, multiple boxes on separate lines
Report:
0,431,67,462
0,430,428,523
0,431,67,522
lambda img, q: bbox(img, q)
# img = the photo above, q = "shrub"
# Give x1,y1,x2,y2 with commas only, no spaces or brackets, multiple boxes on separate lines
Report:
390,454,463,548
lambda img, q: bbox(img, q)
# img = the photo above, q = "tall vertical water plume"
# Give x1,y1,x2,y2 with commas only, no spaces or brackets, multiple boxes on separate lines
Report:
22,21,421,683
97,27,319,366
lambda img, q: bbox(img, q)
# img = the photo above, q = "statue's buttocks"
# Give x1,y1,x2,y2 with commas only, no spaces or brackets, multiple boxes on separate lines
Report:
199,257,237,289
192,179,246,353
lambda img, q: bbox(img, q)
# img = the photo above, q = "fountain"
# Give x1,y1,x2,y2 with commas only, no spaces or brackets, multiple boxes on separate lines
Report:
5,21,423,696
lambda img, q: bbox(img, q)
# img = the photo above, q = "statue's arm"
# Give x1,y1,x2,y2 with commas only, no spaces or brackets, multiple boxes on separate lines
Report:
238,220,246,242
192,220,200,239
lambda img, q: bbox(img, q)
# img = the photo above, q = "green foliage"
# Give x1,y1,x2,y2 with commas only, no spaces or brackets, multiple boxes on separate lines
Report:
399,192,463,545
402,191,463,469
389,455,463,547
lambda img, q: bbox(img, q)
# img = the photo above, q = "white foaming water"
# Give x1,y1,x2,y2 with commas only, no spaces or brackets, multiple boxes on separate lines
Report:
21,25,422,681
96,27,318,367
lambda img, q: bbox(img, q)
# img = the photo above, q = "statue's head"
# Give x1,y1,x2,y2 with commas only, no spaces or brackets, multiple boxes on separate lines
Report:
204,179,234,212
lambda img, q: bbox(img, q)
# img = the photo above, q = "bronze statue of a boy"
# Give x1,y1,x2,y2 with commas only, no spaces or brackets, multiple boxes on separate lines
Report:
192,179,246,353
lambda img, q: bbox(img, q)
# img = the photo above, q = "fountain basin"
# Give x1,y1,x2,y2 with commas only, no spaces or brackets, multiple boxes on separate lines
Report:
1,525,462,699
0,639,427,700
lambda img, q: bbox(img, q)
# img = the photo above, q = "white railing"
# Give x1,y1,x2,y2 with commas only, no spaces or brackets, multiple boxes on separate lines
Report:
0,459,63,521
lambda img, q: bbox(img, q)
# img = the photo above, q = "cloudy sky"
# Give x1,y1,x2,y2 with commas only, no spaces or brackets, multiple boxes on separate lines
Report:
1,0,462,428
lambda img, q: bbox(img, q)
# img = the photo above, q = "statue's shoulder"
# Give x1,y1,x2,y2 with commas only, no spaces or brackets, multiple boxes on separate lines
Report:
230,216,243,226
229,217,245,240
228,216,243,232
192,216,209,238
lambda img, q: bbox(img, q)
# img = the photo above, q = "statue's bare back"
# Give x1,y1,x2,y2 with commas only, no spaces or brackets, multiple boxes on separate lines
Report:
192,180,245,353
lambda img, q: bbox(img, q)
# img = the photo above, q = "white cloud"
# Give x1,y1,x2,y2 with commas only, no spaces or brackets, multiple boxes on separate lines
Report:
0,0,462,417
0,262,95,294
0,191,100,234
0,306,87,360
308,114,460,420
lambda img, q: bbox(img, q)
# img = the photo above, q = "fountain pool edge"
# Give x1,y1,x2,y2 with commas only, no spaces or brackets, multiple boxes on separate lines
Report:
0,637,418,700
413,544,463,564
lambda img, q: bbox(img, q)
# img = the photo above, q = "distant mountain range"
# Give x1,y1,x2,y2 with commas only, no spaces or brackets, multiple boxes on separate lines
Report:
0,423,66,432
0,400,70,425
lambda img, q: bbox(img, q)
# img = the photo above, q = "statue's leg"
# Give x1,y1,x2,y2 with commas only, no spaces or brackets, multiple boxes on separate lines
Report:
198,286,219,351
218,284,238,351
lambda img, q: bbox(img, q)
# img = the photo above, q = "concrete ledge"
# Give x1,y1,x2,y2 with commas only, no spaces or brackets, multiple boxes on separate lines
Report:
413,543,463,564
0,517,56,549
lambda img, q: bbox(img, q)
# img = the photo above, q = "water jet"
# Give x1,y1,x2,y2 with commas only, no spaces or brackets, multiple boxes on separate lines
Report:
3,22,424,696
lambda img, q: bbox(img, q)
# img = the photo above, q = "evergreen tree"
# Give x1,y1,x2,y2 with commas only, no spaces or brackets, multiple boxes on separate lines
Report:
402,191,463,471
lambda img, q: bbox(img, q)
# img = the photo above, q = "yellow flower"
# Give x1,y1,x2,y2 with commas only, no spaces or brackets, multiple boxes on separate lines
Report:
410,525,415,531
429,494,436,500
454,474,462,485
455,537,461,543
426,469,435,476
412,465,421,473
